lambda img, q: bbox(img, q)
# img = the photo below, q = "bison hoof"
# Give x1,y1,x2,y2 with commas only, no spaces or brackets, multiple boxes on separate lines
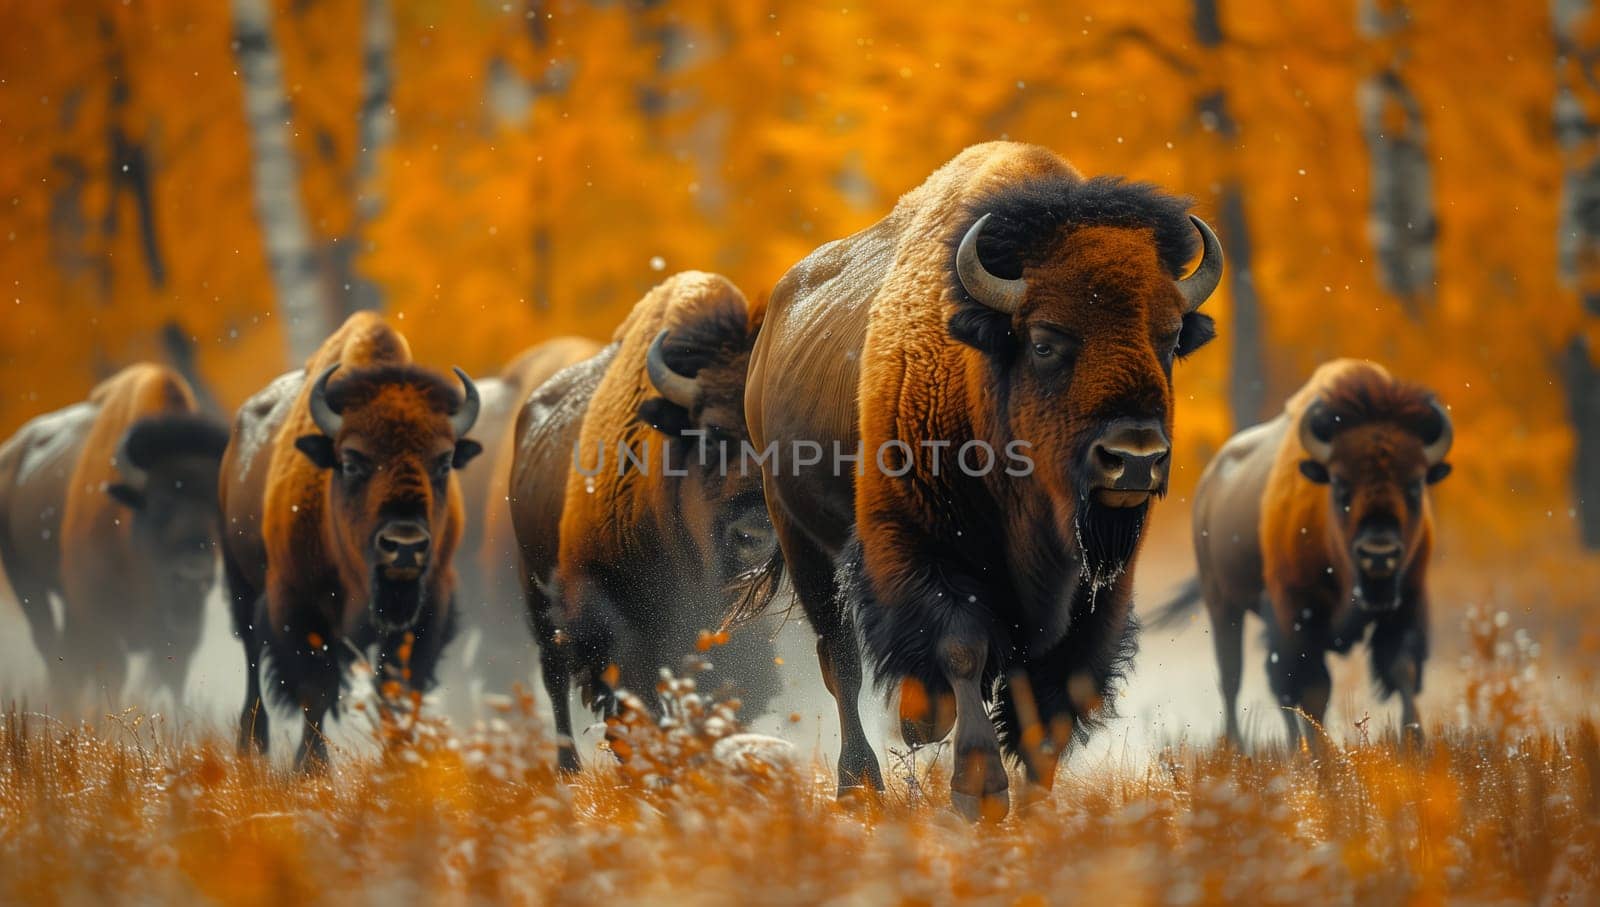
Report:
1401,723,1425,753
950,787,1010,823
835,784,884,814
556,744,581,776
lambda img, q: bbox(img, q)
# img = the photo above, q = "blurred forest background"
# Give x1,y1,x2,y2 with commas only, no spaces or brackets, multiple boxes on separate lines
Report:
1,0,1598,624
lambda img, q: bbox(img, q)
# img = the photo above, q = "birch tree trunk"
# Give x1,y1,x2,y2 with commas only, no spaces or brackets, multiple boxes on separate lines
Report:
232,0,330,366
1360,0,1436,315
1554,0,1600,548
1193,0,1267,428
332,0,393,316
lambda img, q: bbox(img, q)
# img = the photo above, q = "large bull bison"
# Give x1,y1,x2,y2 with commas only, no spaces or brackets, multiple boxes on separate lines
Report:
220,313,482,769
1156,359,1452,749
740,142,1223,819
509,271,780,771
447,337,601,710
0,363,228,707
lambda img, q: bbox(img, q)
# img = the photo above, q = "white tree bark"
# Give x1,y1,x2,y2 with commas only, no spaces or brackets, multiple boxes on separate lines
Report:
337,0,394,315
1554,0,1600,547
232,0,330,366
1359,0,1436,313
1193,0,1267,429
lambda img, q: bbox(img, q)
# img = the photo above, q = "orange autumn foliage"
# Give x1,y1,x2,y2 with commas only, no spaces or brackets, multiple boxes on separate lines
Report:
0,0,1594,599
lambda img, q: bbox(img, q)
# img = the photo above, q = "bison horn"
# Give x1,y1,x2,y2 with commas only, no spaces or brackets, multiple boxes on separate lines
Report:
956,213,1028,315
1176,215,1224,313
1422,399,1452,466
308,364,344,438
646,330,700,409
450,367,481,438
112,430,148,488
1298,399,1336,465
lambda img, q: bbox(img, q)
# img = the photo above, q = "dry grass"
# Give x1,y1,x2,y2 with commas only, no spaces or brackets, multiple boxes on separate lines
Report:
1,620,1597,906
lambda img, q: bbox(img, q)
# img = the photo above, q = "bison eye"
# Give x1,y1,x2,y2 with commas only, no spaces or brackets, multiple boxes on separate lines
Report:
1032,342,1055,359
341,453,371,480
1332,479,1353,511
432,456,452,480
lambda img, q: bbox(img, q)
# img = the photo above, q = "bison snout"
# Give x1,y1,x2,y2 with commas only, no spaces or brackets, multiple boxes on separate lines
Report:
375,521,431,576
1353,534,1403,578
1088,419,1169,506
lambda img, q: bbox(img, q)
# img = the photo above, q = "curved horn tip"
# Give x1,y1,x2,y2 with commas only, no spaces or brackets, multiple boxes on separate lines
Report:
1177,214,1224,313
1298,400,1335,463
646,330,701,409
956,213,1028,315
308,363,344,438
113,431,148,484
450,366,481,437
1423,399,1453,465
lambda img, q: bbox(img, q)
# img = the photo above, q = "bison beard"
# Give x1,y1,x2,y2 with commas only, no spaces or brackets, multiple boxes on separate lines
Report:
1074,500,1147,601
370,572,428,633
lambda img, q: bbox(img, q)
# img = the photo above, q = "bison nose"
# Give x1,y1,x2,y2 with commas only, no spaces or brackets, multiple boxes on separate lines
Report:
375,521,431,571
1088,419,1170,493
1354,534,1403,577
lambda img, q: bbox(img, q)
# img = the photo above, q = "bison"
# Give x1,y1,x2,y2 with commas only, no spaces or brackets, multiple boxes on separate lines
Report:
1155,359,1452,749
220,313,482,769
509,271,781,771
447,337,601,711
739,142,1222,819
0,363,228,707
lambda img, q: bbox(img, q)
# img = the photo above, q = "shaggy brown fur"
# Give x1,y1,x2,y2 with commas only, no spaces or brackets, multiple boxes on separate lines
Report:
0,364,226,708
509,272,779,772
447,337,602,711
744,142,1220,818
1165,359,1451,749
220,312,482,770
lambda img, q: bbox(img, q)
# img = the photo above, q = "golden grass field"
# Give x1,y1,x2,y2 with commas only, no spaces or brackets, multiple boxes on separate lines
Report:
1,605,1595,906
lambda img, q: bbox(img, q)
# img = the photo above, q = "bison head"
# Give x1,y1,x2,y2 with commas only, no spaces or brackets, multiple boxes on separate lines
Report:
946,178,1221,580
1297,384,1452,612
108,414,230,606
294,363,483,631
639,327,776,585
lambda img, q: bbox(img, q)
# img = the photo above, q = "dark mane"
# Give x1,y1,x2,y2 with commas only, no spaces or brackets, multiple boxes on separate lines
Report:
121,414,230,468
1317,367,1446,444
949,173,1200,290
324,364,464,416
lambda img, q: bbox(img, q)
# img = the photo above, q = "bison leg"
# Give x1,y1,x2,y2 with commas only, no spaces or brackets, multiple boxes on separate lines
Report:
898,676,956,748
1267,639,1330,753
225,555,269,754
56,623,127,714
376,601,456,697
148,648,191,708
234,597,270,754
815,626,882,794
1371,616,1427,749
1208,606,1246,747
779,520,882,795
939,637,1007,822
288,651,340,774
526,581,580,774
8,567,59,668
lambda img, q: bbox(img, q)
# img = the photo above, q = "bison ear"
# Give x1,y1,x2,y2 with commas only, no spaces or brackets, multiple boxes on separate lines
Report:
453,438,484,469
1176,312,1217,359
106,483,145,510
294,434,338,470
637,398,694,437
947,308,1014,358
1426,462,1452,485
1298,460,1331,485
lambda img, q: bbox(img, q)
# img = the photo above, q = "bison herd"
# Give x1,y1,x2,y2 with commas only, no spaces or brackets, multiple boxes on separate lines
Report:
0,142,1453,820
